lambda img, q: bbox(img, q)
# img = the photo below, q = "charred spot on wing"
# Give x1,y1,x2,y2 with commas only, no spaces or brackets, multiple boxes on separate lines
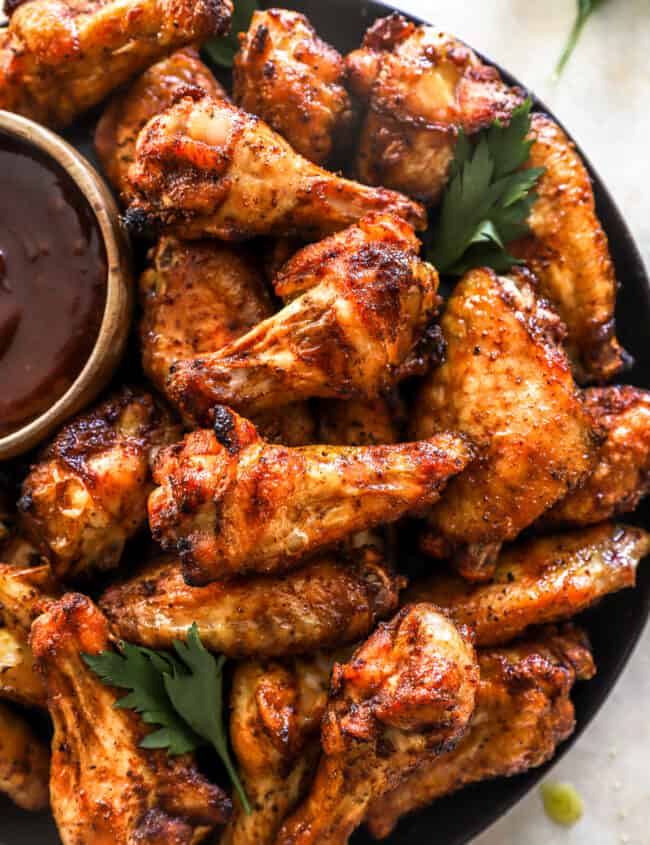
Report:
212,405,239,454
123,207,159,240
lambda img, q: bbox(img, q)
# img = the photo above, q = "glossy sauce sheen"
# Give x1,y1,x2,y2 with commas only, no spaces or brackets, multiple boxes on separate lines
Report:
0,134,107,436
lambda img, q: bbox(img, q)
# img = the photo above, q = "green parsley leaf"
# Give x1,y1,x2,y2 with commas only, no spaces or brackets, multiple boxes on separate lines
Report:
202,0,258,69
82,626,251,812
555,0,608,77
164,624,251,814
426,98,544,277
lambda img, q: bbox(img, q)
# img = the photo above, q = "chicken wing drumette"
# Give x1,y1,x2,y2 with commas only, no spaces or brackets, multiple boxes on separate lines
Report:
148,407,473,584
407,523,650,647
543,386,650,528
167,217,439,421
100,547,403,657
224,653,341,845
413,268,596,581
233,9,353,165
0,563,53,706
510,115,626,383
139,236,315,445
19,387,180,580
30,593,231,845
125,93,426,241
346,13,523,204
95,48,226,202
0,700,50,811
366,625,595,838
275,604,478,845
0,0,232,127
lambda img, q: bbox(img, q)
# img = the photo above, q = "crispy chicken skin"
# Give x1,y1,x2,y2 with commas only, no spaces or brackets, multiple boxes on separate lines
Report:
0,564,54,706
543,387,650,528
139,236,315,445
233,9,353,165
0,700,50,811
0,0,232,128
346,14,524,204
95,48,226,202
125,93,427,241
318,398,400,448
510,115,625,383
275,604,478,845
18,387,180,581
271,211,422,300
100,547,403,657
224,653,339,845
414,268,596,581
148,407,473,584
407,523,650,648
366,625,595,838
30,593,231,845
167,220,439,421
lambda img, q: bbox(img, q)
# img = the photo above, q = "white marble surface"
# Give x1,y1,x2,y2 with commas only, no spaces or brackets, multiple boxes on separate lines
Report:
393,2,650,843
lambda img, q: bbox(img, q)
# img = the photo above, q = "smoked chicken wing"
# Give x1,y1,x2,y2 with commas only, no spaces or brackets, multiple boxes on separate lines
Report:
125,93,426,241
275,604,478,845
0,0,232,127
19,387,180,580
100,547,403,657
30,593,231,845
233,9,353,165
543,386,650,528
413,268,596,581
223,653,340,845
366,625,595,838
167,220,439,421
0,700,49,811
0,564,54,706
407,523,650,647
510,115,625,383
347,13,523,204
148,406,473,584
139,236,315,445
95,48,226,202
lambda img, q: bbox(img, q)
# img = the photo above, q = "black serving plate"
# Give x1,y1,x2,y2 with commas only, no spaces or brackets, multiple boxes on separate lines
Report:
2,1,649,843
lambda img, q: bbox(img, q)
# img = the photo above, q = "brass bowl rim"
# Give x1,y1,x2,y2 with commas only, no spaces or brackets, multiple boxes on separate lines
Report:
0,110,132,460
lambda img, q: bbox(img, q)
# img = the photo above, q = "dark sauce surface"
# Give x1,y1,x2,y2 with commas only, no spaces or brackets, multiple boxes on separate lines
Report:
0,133,107,436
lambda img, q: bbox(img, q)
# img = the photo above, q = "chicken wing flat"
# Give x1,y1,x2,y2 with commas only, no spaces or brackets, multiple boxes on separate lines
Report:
407,523,650,648
366,624,595,838
19,387,180,581
0,700,49,811
413,268,596,581
167,220,439,421
346,13,524,204
510,115,625,383
543,386,650,528
30,593,231,845
0,564,53,706
224,652,340,845
100,547,403,657
275,604,478,845
271,211,422,301
139,236,315,445
318,397,400,448
0,0,232,128
95,48,226,202
125,93,427,241
148,407,473,584
233,9,353,165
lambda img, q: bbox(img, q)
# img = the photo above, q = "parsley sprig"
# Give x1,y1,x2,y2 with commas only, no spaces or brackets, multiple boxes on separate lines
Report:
555,1,608,77
426,98,544,277
83,624,251,814
202,0,258,69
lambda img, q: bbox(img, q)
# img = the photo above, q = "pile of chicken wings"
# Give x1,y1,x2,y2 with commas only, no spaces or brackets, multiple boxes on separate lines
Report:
1,3,649,844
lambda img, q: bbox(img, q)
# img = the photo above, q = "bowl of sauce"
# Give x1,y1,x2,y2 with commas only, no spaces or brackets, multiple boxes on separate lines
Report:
0,111,132,459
